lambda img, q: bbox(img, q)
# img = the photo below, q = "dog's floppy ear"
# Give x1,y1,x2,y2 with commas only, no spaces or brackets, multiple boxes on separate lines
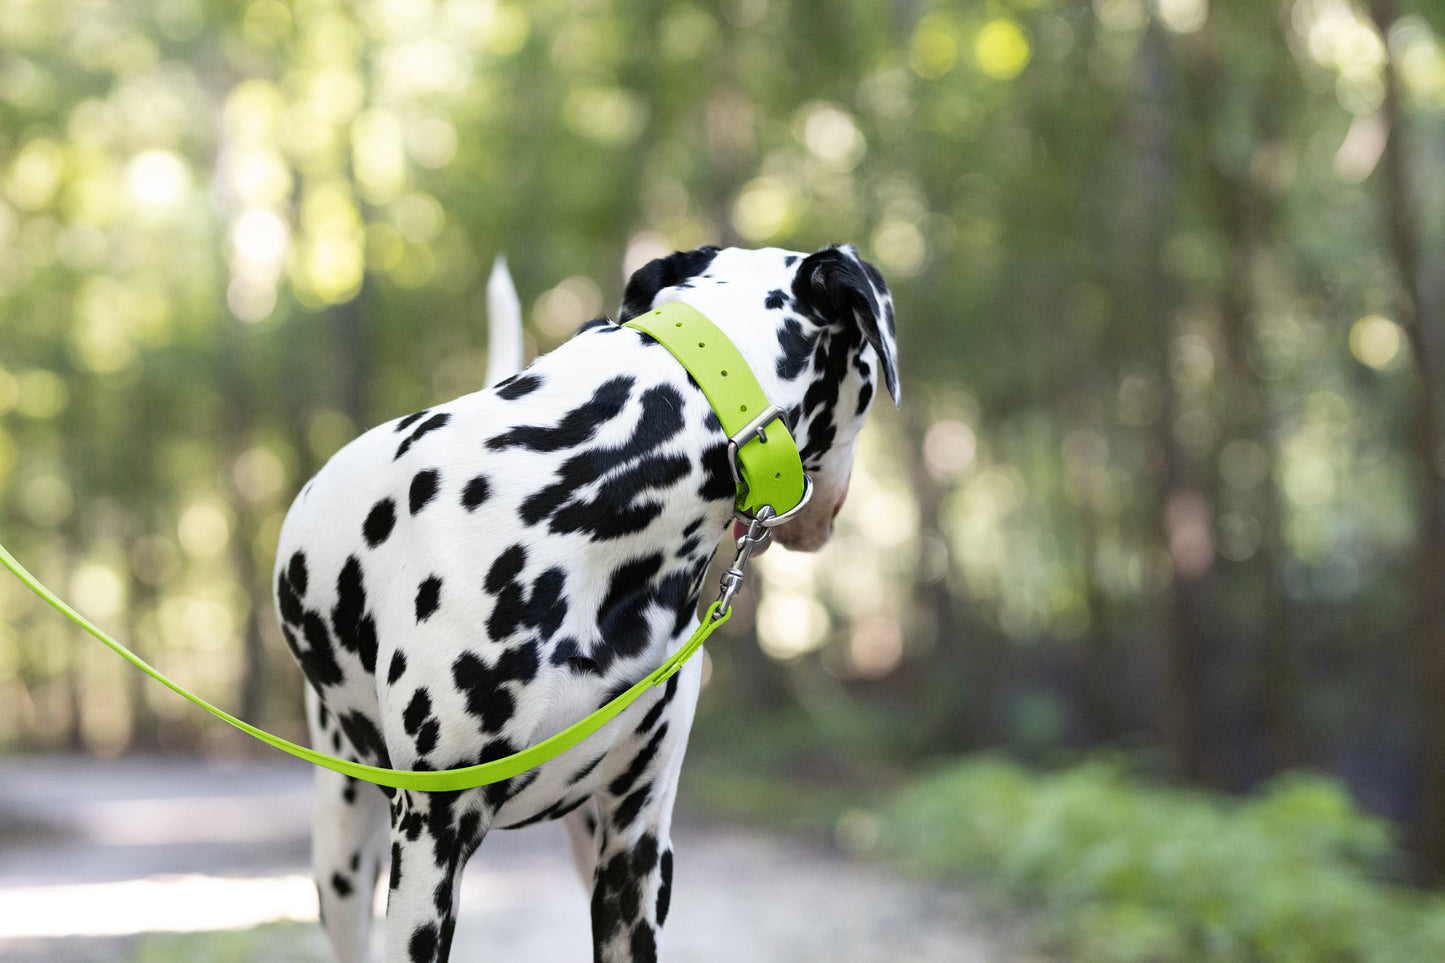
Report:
619,246,722,321
793,245,900,405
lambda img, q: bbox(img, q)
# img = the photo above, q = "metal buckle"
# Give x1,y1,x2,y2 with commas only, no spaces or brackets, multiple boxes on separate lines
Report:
725,405,813,528
725,404,790,486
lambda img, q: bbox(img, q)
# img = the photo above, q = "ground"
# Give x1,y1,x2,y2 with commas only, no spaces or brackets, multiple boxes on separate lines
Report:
0,755,1039,962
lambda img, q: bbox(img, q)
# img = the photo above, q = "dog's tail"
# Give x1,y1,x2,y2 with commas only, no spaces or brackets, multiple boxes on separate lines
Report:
484,253,524,387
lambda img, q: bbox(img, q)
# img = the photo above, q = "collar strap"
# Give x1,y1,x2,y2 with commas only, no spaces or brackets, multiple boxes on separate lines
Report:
625,302,811,522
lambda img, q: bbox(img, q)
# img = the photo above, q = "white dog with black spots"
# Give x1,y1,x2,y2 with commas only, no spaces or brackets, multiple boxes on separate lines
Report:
273,243,900,963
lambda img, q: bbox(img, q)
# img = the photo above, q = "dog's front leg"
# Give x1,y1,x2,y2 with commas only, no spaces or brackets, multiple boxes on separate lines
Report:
588,697,692,963
384,790,482,963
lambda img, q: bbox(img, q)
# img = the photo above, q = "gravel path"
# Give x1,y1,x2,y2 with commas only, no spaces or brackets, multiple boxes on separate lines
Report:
0,756,1035,962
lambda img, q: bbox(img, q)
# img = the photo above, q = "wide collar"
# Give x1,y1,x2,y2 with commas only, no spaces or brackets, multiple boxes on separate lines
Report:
624,302,812,524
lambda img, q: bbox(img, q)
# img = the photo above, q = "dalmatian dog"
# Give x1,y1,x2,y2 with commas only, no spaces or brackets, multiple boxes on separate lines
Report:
272,243,899,963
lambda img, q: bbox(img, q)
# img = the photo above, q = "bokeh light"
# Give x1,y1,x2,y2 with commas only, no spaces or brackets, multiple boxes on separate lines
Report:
1350,314,1403,369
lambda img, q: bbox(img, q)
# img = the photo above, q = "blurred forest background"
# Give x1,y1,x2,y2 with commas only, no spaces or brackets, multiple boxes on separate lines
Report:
4,0,1445,953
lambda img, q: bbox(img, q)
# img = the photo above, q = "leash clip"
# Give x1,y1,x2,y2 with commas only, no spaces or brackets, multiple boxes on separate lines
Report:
713,506,774,620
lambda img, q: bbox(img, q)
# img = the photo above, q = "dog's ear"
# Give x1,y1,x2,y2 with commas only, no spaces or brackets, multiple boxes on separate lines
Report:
619,246,722,321
793,245,900,405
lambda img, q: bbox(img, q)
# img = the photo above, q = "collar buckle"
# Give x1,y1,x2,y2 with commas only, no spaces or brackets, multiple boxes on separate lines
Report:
726,405,813,527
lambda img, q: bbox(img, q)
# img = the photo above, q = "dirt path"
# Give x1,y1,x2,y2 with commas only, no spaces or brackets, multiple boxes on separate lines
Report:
0,756,1034,962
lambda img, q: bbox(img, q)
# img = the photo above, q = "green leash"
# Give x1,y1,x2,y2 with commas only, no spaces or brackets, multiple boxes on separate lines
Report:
0,301,808,792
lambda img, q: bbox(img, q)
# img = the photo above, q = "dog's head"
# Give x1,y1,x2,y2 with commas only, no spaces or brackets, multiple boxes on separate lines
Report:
620,244,899,552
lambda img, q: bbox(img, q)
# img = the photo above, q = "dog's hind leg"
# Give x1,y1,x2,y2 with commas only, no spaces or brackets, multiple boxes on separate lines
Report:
308,689,390,963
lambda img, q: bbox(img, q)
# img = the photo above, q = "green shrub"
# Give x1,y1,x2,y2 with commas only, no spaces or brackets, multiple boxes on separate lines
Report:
886,757,1445,962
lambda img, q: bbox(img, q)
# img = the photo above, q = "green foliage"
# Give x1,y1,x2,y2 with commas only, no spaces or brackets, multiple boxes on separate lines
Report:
886,758,1445,962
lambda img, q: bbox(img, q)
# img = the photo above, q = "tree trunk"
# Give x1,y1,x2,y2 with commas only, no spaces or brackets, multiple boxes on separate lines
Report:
1131,21,1210,782
1371,0,1445,883
903,407,993,749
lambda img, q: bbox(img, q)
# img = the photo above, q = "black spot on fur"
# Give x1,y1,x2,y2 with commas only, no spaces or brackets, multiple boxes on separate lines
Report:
613,783,651,830
330,872,353,898
486,545,527,595
657,850,673,925
519,383,688,535
544,459,687,540
591,851,637,942
575,316,614,335
856,381,874,416
395,410,429,433
408,922,438,963
631,922,659,963
495,373,542,400
409,469,439,515
487,376,633,453
698,440,734,502
388,651,407,684
472,738,523,810
289,611,344,688
338,710,391,768
610,724,669,797
461,474,490,511
632,832,660,875
332,556,378,673
414,720,438,755
619,246,721,321
395,411,451,460
526,568,567,640
776,318,817,380
792,320,864,468
636,675,678,735
596,553,664,665
765,288,788,310
363,499,396,547
569,754,606,785
403,688,431,734
415,575,442,623
452,647,538,732
498,793,591,829
546,457,687,540
433,874,454,916
277,568,304,626
287,551,308,597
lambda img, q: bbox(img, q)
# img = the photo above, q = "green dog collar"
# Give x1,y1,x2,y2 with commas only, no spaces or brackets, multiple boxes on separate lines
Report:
625,302,811,522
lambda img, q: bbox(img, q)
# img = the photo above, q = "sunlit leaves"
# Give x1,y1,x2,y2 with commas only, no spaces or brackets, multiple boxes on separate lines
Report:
562,87,648,145
125,150,191,209
911,12,962,79
732,176,800,242
974,19,1032,80
296,181,364,305
5,139,64,210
